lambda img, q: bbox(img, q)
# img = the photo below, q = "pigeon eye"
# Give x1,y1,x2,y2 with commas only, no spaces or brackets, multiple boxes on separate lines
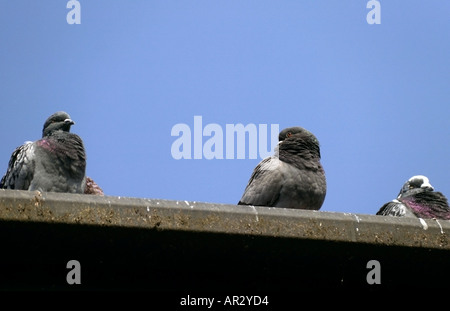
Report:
286,132,292,138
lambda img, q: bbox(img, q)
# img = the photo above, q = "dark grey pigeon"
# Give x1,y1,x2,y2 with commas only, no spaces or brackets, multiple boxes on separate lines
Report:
238,126,326,210
0,111,87,194
376,175,450,220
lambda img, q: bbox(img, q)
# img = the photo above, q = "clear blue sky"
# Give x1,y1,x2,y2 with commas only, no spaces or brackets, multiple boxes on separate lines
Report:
1,1,449,216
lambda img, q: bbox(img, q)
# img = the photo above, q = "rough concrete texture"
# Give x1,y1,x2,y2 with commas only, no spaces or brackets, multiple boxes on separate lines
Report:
1,188,449,249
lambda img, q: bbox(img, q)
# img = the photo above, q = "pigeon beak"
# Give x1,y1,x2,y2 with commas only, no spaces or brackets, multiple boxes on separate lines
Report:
64,118,75,126
420,180,434,191
422,185,434,191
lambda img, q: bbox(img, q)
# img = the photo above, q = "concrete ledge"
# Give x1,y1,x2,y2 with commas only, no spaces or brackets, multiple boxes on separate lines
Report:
1,189,450,291
1,189,449,249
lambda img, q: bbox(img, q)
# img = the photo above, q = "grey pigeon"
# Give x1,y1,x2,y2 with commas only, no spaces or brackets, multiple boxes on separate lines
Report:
0,111,87,194
376,175,450,220
238,126,326,210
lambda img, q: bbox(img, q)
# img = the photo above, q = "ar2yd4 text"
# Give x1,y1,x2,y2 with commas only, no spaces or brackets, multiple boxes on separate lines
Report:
222,296,269,306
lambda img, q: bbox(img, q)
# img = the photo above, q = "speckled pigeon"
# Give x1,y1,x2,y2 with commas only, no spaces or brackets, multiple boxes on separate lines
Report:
238,126,326,210
376,175,450,220
84,176,104,196
0,111,91,194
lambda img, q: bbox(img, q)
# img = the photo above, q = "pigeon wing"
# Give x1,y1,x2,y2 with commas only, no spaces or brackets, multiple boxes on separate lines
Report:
0,142,35,190
376,200,406,216
376,199,418,218
238,156,283,207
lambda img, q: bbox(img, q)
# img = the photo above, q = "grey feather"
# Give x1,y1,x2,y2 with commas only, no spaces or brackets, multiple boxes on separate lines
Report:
377,200,416,218
1,111,87,194
238,126,326,210
376,175,450,219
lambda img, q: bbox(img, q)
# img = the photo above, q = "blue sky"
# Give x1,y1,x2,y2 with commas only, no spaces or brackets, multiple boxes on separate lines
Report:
0,1,449,216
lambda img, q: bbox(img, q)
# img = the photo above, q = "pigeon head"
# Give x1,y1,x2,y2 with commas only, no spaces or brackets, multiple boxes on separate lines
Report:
279,126,318,142
42,111,75,137
397,175,434,198
277,126,321,158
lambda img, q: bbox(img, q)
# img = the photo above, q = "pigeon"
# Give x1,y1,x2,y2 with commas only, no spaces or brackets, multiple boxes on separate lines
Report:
0,111,88,194
84,176,104,196
238,126,326,210
376,175,450,220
